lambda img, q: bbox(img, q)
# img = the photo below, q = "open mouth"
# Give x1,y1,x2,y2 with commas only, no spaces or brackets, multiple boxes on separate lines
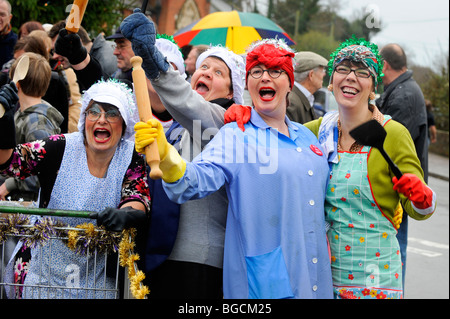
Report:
93,128,111,143
195,81,210,95
259,87,276,101
341,86,359,97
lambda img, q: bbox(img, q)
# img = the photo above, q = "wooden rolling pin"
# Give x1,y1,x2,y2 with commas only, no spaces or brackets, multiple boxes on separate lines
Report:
131,56,163,180
65,0,89,33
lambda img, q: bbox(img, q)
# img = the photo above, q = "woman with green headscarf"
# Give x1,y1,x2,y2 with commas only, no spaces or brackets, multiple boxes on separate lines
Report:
302,36,436,299
224,36,437,299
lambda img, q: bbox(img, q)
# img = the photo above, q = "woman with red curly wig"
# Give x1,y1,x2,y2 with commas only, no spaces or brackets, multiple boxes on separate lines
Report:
134,39,333,299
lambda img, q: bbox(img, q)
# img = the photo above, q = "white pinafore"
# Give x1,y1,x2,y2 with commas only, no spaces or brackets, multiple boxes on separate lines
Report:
23,132,134,298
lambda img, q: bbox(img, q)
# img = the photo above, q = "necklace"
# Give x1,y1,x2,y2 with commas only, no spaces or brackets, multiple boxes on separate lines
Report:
337,104,385,152
337,119,362,152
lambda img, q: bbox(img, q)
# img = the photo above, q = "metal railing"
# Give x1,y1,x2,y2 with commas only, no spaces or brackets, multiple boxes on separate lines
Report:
0,203,148,299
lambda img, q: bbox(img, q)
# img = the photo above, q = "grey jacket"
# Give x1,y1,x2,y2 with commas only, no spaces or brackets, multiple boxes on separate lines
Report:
90,34,117,78
376,70,428,181
151,66,229,268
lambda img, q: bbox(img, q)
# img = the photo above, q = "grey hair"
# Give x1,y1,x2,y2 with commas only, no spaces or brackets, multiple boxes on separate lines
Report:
0,0,12,14
294,66,322,83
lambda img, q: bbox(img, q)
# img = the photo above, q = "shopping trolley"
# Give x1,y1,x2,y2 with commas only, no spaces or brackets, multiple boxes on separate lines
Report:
0,203,149,299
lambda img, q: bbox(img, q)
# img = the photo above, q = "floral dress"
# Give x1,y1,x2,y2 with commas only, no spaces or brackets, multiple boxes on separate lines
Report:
1,133,150,298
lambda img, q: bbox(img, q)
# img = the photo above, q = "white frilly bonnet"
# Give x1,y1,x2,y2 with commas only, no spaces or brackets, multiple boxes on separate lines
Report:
78,79,139,140
155,37,187,79
195,46,246,105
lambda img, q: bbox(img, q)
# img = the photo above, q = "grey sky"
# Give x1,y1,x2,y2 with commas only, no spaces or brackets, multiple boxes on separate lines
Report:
333,0,449,70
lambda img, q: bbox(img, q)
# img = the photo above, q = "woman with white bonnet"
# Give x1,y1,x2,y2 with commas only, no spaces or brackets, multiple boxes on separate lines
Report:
0,79,150,298
120,9,245,298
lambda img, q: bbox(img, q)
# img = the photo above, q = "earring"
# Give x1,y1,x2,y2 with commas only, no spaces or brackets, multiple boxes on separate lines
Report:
369,92,376,101
327,84,333,92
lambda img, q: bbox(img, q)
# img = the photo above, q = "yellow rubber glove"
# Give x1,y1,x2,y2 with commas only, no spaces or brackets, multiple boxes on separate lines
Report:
134,120,165,155
134,119,186,183
392,202,403,229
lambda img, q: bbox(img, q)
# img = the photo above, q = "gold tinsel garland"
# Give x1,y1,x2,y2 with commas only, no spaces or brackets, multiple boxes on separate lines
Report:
118,228,150,299
0,215,150,299
66,222,121,255
0,214,68,248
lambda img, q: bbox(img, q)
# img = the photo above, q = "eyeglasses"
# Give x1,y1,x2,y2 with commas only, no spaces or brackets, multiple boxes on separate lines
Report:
113,42,131,51
335,65,371,78
85,104,121,123
248,66,286,79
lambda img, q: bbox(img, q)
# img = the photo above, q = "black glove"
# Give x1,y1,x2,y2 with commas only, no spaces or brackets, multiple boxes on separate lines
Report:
120,9,169,79
54,28,87,65
0,83,18,149
91,206,148,232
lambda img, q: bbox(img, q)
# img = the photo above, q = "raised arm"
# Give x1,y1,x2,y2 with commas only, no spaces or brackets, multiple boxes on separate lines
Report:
0,83,18,165
54,28,104,89
120,11,228,146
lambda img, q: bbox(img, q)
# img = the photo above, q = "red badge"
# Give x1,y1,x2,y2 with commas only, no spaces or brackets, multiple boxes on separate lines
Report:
310,144,323,156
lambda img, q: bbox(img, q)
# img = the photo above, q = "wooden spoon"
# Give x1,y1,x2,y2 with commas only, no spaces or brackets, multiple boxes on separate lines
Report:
0,54,30,118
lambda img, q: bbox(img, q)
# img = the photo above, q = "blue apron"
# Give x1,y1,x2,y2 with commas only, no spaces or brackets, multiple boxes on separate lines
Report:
22,132,134,298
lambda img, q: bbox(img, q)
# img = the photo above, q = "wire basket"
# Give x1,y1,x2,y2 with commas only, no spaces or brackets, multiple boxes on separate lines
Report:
0,203,149,299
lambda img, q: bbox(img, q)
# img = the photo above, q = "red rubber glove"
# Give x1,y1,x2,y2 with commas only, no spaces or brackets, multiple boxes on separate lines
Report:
224,104,252,132
392,173,433,209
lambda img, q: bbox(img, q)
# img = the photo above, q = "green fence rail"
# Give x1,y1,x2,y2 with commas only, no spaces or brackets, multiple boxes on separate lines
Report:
0,205,95,219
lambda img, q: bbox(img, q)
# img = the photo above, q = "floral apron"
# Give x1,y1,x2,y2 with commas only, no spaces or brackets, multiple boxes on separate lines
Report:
325,144,403,299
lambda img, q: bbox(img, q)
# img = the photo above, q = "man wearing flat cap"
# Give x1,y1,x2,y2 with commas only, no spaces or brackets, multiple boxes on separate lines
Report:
287,51,328,123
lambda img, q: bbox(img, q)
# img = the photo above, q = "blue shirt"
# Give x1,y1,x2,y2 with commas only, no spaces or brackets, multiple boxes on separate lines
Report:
0,30,17,67
164,110,333,299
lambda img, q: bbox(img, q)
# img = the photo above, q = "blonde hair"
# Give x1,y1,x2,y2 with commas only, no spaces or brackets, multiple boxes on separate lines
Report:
10,52,51,97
